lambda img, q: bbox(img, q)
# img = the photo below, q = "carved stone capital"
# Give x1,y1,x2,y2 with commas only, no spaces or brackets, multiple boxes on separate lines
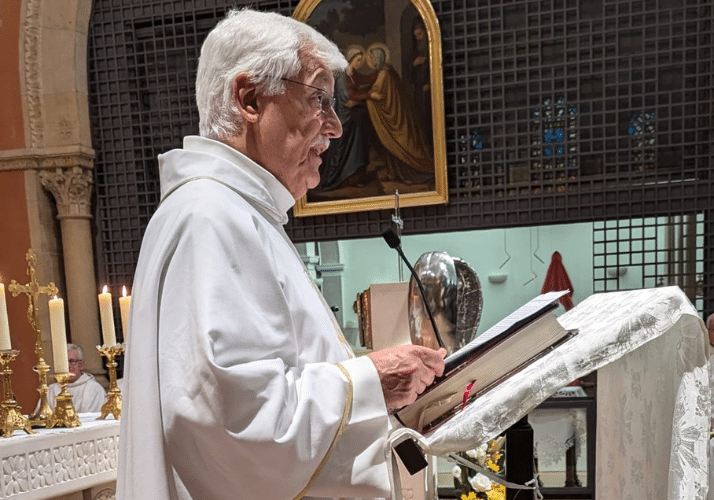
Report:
0,146,95,171
39,165,94,219
0,146,95,220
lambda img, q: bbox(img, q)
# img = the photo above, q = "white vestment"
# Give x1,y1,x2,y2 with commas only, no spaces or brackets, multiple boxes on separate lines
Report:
117,136,391,500
709,355,714,500
39,373,106,413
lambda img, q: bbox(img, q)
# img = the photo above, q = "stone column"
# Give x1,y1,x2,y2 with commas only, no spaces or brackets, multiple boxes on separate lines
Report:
39,164,105,380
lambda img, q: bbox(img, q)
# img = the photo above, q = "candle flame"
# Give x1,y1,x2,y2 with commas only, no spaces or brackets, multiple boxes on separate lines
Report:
122,285,128,297
102,285,108,294
53,295,58,300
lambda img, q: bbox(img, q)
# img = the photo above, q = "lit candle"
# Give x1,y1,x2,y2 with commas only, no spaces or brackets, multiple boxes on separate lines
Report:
119,285,131,340
0,284,11,350
49,296,68,373
98,285,117,347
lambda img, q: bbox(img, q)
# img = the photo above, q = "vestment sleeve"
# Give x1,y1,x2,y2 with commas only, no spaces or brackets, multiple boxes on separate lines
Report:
312,355,392,496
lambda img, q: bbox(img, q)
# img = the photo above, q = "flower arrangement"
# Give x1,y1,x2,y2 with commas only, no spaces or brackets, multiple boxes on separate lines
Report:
451,437,506,500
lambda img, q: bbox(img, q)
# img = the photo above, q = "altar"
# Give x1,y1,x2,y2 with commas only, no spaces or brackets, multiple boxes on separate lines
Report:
389,286,710,500
0,415,118,500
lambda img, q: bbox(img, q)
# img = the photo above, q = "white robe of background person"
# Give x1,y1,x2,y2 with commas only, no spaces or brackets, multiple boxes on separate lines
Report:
37,372,106,414
117,136,392,500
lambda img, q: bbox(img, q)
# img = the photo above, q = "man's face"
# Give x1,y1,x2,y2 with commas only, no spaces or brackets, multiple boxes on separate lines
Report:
68,349,83,383
253,61,342,200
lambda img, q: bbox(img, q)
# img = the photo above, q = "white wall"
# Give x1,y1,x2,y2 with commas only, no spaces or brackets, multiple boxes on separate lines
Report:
337,222,594,345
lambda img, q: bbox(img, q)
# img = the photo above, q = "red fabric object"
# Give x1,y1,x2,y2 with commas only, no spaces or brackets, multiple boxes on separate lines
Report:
462,382,474,410
540,251,575,310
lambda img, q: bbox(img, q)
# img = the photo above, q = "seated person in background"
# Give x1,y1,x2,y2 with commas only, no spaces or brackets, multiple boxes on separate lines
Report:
36,343,107,413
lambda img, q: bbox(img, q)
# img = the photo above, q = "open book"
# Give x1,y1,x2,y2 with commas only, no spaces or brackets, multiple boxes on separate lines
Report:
395,290,577,433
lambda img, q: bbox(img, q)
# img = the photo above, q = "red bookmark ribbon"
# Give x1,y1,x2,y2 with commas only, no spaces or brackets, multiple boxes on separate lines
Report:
462,382,475,410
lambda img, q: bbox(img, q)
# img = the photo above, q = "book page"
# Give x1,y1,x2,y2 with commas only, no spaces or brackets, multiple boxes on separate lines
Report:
450,291,569,353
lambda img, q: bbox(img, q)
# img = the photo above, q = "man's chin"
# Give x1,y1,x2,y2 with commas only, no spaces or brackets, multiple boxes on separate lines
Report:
294,179,320,200
307,176,322,193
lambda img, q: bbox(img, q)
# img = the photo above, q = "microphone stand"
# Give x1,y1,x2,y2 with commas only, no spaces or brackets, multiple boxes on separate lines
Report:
392,191,404,282
382,227,446,349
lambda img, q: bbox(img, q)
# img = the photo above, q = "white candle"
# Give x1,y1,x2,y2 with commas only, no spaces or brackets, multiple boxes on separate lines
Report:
0,284,11,350
49,296,68,373
119,286,131,340
98,285,117,347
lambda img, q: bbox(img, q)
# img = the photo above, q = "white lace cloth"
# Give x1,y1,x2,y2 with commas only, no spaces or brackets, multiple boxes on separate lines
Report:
390,286,710,500
530,386,587,470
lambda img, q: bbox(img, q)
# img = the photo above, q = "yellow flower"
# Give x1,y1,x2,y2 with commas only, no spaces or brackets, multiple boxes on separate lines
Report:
460,492,478,500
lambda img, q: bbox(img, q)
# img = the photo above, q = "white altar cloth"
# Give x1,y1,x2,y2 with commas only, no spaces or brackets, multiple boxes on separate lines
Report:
394,287,709,499
530,386,587,481
0,414,119,499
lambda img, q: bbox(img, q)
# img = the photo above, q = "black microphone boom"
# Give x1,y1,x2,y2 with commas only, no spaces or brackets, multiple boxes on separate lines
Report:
381,227,445,349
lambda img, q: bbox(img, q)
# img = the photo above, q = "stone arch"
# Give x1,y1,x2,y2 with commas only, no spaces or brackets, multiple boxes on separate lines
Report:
20,0,95,150
16,0,106,381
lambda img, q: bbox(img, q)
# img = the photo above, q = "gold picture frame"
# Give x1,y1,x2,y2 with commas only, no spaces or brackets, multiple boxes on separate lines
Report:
292,0,448,216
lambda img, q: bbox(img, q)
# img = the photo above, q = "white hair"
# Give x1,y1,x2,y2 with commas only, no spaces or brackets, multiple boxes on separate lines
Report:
196,8,348,140
67,343,84,360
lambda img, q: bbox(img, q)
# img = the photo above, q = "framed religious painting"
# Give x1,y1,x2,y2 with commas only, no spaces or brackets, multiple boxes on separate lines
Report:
292,0,448,216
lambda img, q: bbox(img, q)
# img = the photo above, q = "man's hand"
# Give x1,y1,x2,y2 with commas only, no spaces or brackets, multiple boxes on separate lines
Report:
367,345,447,410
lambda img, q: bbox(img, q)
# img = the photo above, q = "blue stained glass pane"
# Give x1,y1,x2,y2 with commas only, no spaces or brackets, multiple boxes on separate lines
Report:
533,97,579,159
470,130,484,150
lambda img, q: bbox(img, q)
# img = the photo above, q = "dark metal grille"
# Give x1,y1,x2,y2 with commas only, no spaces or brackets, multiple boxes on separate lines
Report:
593,214,705,312
89,0,714,324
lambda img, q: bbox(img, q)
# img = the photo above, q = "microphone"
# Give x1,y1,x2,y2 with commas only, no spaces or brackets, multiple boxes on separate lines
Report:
382,227,445,349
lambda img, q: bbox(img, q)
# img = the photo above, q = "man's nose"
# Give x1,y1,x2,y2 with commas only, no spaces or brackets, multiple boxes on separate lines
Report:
322,107,342,139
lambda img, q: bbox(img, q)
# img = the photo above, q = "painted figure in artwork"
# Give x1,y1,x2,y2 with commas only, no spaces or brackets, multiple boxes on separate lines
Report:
363,43,433,186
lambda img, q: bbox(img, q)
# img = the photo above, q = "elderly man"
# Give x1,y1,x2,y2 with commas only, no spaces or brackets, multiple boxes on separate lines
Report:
39,343,106,413
117,8,445,500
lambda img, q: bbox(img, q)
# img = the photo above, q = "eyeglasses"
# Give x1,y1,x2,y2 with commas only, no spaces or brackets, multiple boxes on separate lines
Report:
281,77,336,117
68,359,82,365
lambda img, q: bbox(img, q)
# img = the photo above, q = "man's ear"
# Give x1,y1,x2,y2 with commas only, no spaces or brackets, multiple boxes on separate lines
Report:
233,74,260,123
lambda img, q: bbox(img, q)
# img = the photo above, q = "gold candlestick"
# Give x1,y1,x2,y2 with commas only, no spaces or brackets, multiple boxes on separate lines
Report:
97,344,123,420
0,350,35,437
30,358,53,425
8,249,59,427
46,372,80,428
